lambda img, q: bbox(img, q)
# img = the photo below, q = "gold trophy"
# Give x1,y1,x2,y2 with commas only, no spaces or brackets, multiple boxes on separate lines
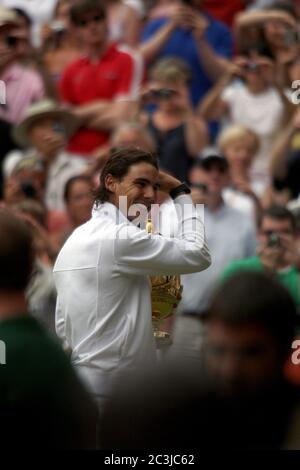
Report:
146,218,183,348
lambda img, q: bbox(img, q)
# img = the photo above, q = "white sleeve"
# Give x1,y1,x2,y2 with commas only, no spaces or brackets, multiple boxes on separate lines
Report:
114,195,211,276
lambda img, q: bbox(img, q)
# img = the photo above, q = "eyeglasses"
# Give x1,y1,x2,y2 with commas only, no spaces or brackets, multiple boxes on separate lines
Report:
78,14,105,27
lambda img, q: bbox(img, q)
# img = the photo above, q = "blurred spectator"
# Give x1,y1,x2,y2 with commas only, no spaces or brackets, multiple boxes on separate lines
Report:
170,154,256,359
199,54,293,191
203,271,300,449
1,0,58,47
140,0,233,107
12,99,87,211
181,154,257,314
202,0,247,28
0,6,45,124
0,208,98,448
52,174,94,247
2,154,71,256
64,175,93,229
39,0,82,95
81,121,156,182
140,57,208,182
59,0,143,157
111,120,156,151
105,0,141,47
11,203,57,332
218,124,263,218
222,205,300,308
100,273,300,449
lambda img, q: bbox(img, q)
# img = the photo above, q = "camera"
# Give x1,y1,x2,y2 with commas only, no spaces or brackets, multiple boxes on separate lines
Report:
267,231,281,248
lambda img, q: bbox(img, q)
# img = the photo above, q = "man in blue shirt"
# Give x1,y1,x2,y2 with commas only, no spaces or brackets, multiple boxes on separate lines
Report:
141,0,233,107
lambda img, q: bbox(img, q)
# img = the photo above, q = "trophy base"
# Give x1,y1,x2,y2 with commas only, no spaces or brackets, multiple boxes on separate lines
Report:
154,330,172,349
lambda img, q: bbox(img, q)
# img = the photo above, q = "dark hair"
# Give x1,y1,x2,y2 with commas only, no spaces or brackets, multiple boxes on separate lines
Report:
0,209,34,291
64,175,92,203
70,0,106,25
94,147,159,206
12,8,32,27
259,205,297,232
206,271,297,358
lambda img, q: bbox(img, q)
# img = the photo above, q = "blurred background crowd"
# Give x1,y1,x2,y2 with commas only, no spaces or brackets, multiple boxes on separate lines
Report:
1,0,300,450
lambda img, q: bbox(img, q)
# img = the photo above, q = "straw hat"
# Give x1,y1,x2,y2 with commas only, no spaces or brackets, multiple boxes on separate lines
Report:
13,99,79,147
0,6,19,28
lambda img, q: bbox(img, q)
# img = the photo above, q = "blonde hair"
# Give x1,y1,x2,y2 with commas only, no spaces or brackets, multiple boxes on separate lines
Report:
218,125,260,155
149,57,192,84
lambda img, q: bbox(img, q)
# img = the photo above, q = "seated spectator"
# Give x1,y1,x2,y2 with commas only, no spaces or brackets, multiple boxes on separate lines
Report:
218,124,264,218
0,209,98,448
140,0,233,107
203,271,300,449
199,54,293,191
140,57,208,182
0,6,45,124
12,99,87,211
222,205,300,308
59,0,143,157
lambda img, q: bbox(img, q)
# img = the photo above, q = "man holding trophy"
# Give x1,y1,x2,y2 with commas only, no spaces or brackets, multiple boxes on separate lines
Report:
53,147,211,410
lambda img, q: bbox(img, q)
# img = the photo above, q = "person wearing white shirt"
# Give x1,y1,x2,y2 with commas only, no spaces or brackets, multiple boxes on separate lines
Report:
53,147,211,409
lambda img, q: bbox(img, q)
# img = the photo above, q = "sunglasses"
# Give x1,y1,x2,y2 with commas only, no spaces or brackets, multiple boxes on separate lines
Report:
78,14,105,27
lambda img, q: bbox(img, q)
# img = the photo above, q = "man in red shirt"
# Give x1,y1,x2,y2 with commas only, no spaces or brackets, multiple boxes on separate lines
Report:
59,0,143,157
